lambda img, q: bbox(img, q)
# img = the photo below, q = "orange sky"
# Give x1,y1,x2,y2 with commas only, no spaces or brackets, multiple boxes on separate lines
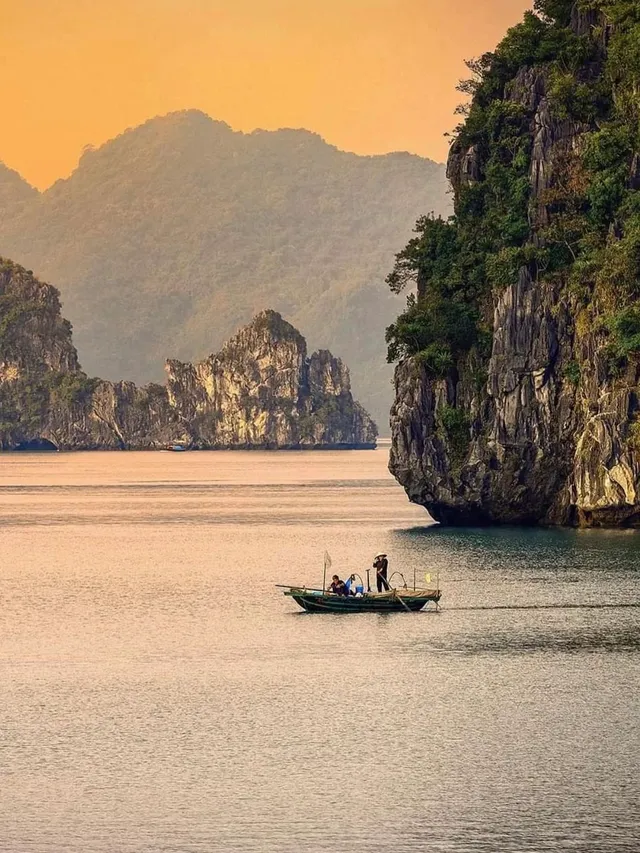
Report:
1,0,531,189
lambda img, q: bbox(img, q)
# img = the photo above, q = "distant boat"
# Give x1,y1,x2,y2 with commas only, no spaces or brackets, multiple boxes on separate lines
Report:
278,585,441,613
165,445,188,452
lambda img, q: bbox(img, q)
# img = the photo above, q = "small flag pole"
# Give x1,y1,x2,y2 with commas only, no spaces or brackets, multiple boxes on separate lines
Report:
323,551,332,593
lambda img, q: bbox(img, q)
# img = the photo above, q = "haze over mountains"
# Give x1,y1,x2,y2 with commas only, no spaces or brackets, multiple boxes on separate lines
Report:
0,110,451,424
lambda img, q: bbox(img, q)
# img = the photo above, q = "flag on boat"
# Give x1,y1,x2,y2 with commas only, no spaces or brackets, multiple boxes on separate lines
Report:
424,573,431,584
324,551,332,571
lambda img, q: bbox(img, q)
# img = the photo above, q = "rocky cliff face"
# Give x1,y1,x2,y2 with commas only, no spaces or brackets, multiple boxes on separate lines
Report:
390,2,640,527
166,310,377,448
0,261,376,449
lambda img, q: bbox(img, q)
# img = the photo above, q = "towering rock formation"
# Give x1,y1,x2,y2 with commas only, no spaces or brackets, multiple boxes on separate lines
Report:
389,1,640,526
166,310,376,448
0,259,376,449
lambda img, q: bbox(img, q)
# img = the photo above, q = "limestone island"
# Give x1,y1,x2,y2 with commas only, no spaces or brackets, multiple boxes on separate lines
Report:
387,3,640,527
0,259,377,450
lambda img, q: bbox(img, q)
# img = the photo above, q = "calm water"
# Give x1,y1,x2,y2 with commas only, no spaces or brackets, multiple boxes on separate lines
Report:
1,448,639,853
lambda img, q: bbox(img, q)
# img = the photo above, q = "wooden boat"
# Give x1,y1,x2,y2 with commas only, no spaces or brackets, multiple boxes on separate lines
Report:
281,586,441,613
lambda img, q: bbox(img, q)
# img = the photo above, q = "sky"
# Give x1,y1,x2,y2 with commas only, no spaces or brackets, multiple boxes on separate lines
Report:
1,0,531,189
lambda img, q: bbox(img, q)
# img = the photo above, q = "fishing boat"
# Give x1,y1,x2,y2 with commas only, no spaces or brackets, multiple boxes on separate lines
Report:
279,555,441,613
280,585,441,613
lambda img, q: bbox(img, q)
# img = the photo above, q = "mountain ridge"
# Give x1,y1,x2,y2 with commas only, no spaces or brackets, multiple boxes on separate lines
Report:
0,109,451,425
0,162,38,211
4,111,445,195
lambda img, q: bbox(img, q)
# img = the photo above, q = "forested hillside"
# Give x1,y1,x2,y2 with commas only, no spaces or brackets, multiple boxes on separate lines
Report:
0,111,450,425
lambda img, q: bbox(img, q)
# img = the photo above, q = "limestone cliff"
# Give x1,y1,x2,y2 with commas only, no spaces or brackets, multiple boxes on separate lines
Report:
388,1,640,526
165,311,377,448
0,260,376,449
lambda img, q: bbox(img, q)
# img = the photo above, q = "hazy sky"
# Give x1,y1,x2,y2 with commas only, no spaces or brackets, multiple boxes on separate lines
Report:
2,0,531,189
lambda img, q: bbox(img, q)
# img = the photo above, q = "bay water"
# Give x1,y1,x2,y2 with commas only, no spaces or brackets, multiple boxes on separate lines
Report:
1,448,638,852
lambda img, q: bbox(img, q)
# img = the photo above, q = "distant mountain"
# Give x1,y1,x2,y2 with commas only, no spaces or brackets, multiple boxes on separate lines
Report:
0,110,451,425
0,163,38,214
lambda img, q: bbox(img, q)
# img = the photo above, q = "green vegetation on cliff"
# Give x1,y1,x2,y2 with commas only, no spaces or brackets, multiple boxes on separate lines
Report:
386,0,640,380
0,257,94,445
388,0,640,527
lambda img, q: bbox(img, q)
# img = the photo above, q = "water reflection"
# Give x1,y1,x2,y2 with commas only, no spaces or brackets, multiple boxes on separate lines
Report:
0,449,638,852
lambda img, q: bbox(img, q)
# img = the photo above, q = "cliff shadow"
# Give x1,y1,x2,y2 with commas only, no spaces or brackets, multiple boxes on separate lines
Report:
14,437,58,451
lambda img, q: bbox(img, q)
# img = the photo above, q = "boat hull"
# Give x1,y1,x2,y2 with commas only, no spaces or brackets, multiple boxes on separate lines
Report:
285,590,440,613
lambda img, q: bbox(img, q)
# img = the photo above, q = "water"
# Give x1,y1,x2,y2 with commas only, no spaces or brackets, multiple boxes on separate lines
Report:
1,448,638,853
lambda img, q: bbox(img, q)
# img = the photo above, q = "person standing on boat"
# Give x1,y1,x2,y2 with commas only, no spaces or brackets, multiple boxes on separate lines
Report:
373,553,390,592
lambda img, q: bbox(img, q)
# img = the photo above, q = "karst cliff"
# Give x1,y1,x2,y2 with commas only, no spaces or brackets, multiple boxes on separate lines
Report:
388,1,640,526
0,260,376,449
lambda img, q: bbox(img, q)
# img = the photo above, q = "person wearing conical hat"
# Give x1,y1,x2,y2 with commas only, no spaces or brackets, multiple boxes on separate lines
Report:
373,553,390,592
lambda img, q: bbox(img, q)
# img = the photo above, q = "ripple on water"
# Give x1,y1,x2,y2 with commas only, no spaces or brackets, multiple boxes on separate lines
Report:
0,449,638,852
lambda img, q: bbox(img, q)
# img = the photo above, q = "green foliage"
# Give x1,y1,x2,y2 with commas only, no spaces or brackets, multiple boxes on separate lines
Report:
547,68,611,123
606,306,640,357
0,369,98,447
606,18,640,122
387,49,535,369
533,0,574,26
385,295,480,373
437,405,471,463
583,126,634,226
414,344,454,378
486,246,542,290
46,372,98,406
0,296,40,340
627,417,640,451
456,9,595,130
0,372,49,445
386,216,458,295
563,360,581,386
596,217,640,298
